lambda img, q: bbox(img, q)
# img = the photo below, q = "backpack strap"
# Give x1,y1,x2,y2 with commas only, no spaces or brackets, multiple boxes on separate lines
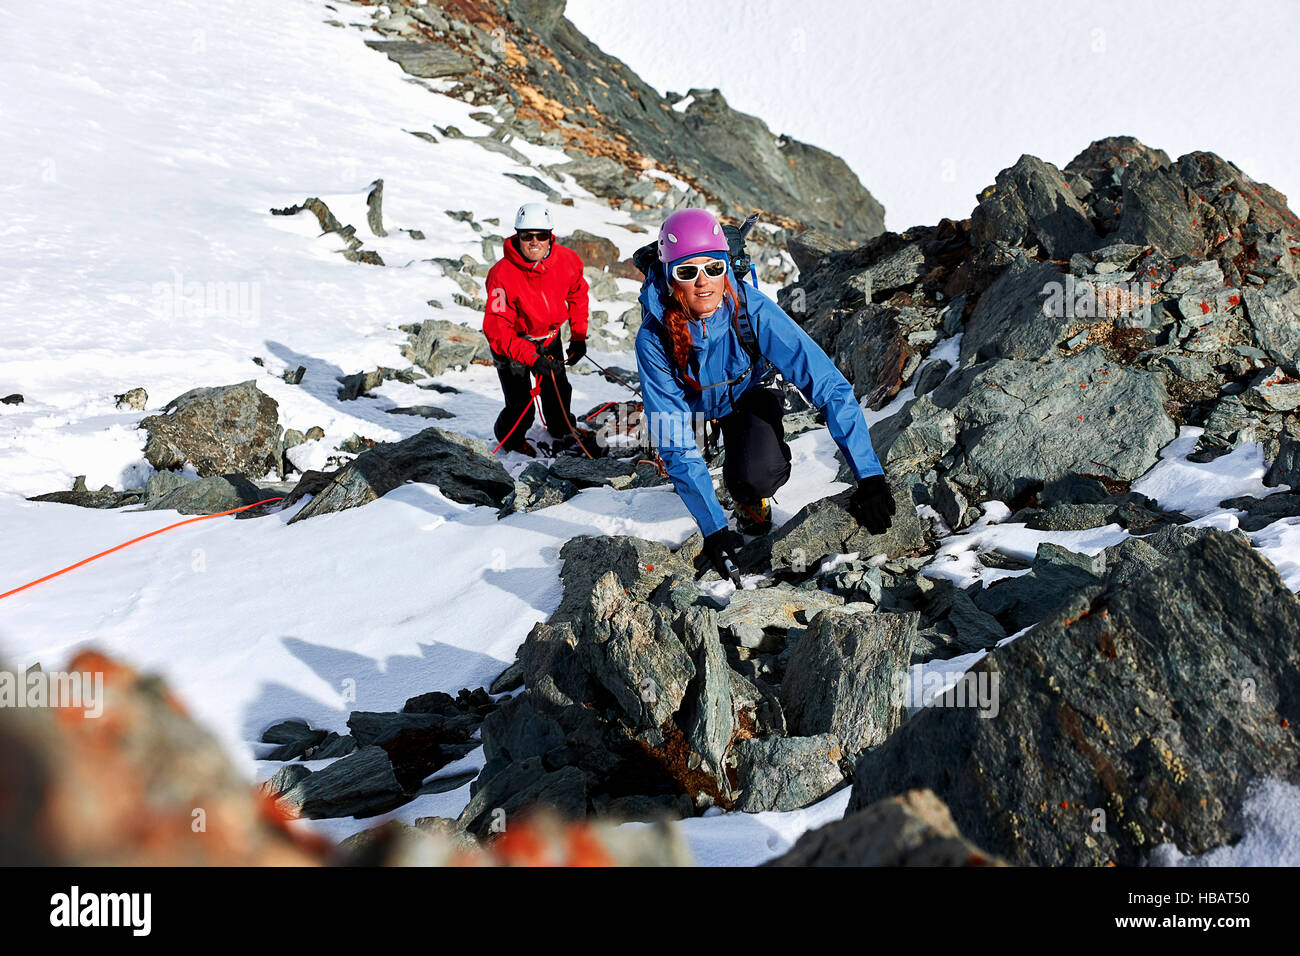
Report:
731,284,773,379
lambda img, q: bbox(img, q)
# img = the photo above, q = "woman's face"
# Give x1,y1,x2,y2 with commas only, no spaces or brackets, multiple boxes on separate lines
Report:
672,256,726,317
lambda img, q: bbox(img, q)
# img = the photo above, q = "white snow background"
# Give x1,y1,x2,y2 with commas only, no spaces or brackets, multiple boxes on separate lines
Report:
0,0,1296,865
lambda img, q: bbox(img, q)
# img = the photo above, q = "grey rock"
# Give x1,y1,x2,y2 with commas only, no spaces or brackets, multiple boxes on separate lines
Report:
578,572,694,728
27,481,145,509
363,39,473,78
764,788,1006,866
780,609,917,757
787,228,856,274
717,584,845,631
258,764,312,800
849,529,1300,866
114,387,148,411
914,359,951,396
901,345,1176,505
972,541,1107,632
678,606,735,782
1265,420,1300,487
287,425,514,523
970,154,1098,260
1243,274,1300,368
304,733,357,760
140,380,282,480
547,534,692,625
137,473,267,515
456,758,588,837
386,404,455,419
730,734,845,812
366,178,387,237
959,257,1073,364
740,476,926,573
1242,366,1300,412
279,746,407,819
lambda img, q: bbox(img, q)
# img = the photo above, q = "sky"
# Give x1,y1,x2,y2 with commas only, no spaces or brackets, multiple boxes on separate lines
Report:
566,0,1300,233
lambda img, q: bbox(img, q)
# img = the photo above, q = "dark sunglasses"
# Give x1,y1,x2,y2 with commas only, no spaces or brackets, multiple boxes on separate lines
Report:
671,260,728,282
518,230,552,243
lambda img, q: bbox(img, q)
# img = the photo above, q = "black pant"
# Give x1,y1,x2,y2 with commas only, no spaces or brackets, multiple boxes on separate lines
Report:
719,386,792,502
492,337,574,450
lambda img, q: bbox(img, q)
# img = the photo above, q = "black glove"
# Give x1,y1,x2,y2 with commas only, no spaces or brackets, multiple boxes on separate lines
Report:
530,352,564,377
702,528,744,582
847,474,895,535
565,338,587,366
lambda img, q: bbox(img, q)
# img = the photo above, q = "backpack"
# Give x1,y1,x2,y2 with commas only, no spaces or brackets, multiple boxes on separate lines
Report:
633,213,772,381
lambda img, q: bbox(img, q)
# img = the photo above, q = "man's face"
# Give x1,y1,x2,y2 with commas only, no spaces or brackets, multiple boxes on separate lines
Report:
517,230,552,262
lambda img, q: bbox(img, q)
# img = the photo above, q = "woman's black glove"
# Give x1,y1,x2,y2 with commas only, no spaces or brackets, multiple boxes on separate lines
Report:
702,528,744,582
847,474,895,535
530,352,564,377
565,338,587,366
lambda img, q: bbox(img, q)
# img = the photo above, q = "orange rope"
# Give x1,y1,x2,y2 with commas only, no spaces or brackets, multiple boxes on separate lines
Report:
548,368,594,460
0,496,285,602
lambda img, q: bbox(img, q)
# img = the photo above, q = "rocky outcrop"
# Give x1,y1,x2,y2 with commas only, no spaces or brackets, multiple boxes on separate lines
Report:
848,529,1300,866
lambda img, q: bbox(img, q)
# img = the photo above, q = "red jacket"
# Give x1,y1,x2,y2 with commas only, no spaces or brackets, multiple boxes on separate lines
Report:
482,238,589,366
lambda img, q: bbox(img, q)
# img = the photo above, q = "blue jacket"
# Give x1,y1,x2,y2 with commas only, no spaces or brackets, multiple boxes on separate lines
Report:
634,261,885,537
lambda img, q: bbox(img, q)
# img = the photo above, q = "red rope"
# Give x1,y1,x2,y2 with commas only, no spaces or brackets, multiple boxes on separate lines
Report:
0,496,285,602
491,378,545,455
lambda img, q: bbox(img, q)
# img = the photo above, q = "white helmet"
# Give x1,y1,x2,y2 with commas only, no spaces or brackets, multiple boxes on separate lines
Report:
514,202,553,232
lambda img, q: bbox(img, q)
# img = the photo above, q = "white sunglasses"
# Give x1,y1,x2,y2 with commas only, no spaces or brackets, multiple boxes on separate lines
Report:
671,260,727,282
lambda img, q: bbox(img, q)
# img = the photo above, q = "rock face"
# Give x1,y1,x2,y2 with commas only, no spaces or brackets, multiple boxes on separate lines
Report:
765,789,1007,866
140,381,282,480
848,529,1300,866
783,134,1300,499
778,220,972,409
287,426,514,523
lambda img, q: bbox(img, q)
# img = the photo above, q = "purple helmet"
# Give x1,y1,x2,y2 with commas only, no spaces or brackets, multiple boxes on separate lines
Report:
657,208,728,265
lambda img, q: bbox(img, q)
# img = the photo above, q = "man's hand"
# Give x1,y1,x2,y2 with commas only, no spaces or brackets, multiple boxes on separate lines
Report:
565,338,587,367
530,352,564,377
847,474,895,535
702,528,745,584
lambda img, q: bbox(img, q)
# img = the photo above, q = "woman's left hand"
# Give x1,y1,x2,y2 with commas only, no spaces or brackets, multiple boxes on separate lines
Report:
847,474,895,535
